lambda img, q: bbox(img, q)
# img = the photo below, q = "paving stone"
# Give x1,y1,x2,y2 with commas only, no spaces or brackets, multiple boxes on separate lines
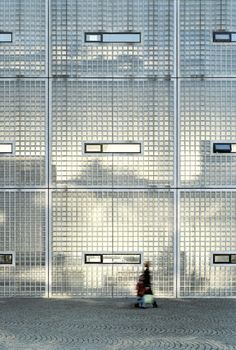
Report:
0,299,235,350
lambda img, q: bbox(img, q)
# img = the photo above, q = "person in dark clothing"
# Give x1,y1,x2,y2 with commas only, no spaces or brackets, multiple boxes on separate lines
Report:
143,262,151,290
143,261,158,307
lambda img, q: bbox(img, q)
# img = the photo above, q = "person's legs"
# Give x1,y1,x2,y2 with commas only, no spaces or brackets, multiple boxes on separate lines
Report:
137,296,145,308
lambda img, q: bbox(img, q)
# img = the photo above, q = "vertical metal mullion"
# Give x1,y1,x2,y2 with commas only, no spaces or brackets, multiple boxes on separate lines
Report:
174,0,180,298
47,0,51,298
173,189,177,298
111,0,114,297
29,193,32,296
176,189,181,298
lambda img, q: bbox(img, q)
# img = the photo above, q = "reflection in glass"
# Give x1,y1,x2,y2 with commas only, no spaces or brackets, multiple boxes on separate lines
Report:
102,33,141,43
0,143,13,154
231,255,236,263
0,254,13,265
0,32,12,42
214,255,230,263
213,33,231,42
102,254,141,264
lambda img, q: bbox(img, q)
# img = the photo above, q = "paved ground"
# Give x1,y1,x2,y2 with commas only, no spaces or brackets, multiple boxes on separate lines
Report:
0,298,235,350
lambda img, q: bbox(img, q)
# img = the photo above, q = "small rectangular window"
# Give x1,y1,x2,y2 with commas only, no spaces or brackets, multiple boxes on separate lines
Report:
84,143,141,154
231,33,236,42
231,144,236,152
84,253,141,264
213,32,231,42
102,33,141,43
231,255,236,263
0,32,12,43
0,143,13,154
85,254,102,264
213,32,236,43
213,254,230,263
213,253,236,265
85,144,102,153
85,33,102,42
102,254,141,264
85,32,141,43
0,252,15,266
102,144,141,153
213,143,231,153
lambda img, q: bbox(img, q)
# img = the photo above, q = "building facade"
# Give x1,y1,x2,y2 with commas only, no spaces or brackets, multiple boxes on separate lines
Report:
0,0,236,298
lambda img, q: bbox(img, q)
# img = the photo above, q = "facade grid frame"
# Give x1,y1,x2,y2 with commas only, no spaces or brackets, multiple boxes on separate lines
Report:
0,0,236,298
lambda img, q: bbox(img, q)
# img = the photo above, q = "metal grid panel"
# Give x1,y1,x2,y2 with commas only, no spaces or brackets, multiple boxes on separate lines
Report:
0,80,47,187
180,80,236,187
0,0,46,77
51,0,174,77
0,191,46,297
180,191,236,297
52,79,174,188
51,191,113,297
51,190,174,297
180,0,236,77
112,191,175,297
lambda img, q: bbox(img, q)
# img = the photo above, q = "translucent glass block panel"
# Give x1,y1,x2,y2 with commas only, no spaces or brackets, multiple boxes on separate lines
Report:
51,190,174,297
0,191,46,297
112,191,175,298
52,80,113,187
51,191,113,297
51,0,174,77
112,80,174,187
180,80,236,187
180,191,236,297
180,0,236,77
0,80,46,187
52,79,174,188
0,0,46,77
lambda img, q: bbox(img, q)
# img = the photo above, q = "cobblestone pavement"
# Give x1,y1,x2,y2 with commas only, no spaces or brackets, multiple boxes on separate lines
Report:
0,298,235,350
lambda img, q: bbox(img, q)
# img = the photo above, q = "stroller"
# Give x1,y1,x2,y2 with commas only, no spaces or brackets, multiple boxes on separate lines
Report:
135,274,158,308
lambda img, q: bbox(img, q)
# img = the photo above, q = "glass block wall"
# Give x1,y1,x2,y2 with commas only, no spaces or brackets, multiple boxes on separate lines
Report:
0,0,236,297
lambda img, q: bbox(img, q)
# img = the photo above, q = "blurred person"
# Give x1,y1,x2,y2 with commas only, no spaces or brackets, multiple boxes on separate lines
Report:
143,261,158,308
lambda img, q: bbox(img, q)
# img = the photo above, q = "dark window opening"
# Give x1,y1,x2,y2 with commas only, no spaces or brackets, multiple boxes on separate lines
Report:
85,32,141,43
84,143,142,154
213,143,232,153
0,32,13,43
213,32,236,42
85,254,141,264
0,143,13,154
0,254,13,265
213,253,236,264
